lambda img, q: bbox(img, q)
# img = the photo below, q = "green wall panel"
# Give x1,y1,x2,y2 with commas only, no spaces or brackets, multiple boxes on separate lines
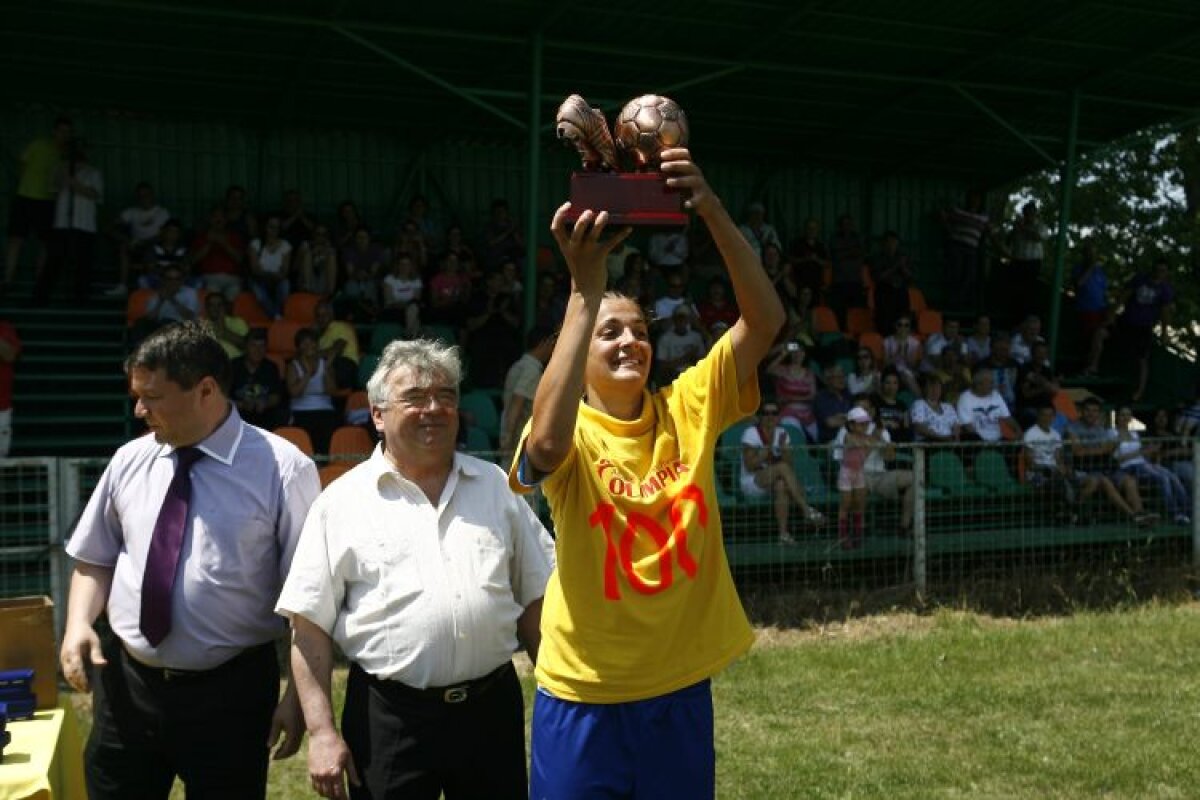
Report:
2,106,963,287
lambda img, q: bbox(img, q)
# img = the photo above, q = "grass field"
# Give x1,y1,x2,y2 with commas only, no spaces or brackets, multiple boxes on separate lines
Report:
70,601,1200,799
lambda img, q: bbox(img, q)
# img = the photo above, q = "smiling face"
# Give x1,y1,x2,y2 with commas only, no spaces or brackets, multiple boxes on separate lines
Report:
372,365,460,468
586,295,651,402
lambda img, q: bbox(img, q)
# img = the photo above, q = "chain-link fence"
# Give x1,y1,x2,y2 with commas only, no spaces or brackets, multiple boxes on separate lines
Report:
3,437,1196,628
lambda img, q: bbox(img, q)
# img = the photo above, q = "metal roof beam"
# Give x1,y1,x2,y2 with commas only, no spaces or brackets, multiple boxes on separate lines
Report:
330,26,526,132
39,0,1199,114
951,86,1057,167
49,0,527,45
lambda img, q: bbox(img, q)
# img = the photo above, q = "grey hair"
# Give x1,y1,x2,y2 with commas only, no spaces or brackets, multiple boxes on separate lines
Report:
366,338,463,407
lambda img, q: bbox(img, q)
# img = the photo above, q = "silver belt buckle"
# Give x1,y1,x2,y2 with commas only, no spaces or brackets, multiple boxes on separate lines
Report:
443,686,469,704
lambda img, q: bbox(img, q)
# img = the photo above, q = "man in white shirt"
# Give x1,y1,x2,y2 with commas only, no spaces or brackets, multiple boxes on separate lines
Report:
278,338,555,800
33,138,103,305
654,305,706,384
1022,404,1077,509
500,325,557,467
956,367,1015,444
107,181,171,297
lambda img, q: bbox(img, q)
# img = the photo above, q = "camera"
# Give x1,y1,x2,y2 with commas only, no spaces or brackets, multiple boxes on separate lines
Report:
786,342,799,352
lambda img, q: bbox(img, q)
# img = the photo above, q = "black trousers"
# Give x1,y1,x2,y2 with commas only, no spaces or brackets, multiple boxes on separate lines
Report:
34,228,95,304
342,662,527,800
85,636,279,800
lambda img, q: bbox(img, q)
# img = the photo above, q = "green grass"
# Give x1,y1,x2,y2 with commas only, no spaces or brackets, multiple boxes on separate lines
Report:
69,603,1200,798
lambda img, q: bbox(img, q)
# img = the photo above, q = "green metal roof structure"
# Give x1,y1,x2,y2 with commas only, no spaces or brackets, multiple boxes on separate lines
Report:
5,0,1200,351
6,0,1200,184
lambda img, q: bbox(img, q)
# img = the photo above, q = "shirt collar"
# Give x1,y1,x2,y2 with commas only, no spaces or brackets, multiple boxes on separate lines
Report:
365,443,483,488
157,404,244,466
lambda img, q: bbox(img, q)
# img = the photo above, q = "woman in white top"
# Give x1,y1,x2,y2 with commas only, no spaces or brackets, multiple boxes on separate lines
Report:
287,328,338,454
882,315,922,395
298,223,338,296
1113,405,1190,523
380,251,424,337
249,214,293,319
739,402,824,543
848,346,881,397
909,373,961,442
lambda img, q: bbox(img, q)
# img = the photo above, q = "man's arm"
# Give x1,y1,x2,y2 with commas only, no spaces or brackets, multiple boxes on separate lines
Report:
516,597,543,665
291,615,360,799
59,561,114,693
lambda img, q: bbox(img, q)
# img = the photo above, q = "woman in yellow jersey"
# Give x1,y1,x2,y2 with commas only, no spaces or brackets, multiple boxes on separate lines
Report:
511,148,784,799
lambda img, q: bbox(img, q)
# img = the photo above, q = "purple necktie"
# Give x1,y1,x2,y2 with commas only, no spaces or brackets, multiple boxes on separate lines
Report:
140,446,204,647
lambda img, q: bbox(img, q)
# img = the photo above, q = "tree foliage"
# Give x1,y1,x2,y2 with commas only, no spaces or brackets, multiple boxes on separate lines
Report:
1005,123,1200,353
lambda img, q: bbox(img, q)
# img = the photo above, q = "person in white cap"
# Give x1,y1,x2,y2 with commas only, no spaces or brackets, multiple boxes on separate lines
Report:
837,406,877,550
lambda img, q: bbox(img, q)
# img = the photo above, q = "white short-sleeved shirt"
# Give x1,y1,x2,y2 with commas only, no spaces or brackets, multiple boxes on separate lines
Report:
956,390,1011,443
1023,424,1063,468
277,446,556,687
739,424,789,489
120,204,171,243
53,164,103,233
832,423,891,473
910,399,959,441
250,239,293,276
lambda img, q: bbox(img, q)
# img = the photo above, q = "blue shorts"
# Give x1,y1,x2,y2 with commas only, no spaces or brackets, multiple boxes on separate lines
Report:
529,680,714,800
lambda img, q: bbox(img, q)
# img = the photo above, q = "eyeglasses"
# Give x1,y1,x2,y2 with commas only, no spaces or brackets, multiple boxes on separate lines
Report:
390,388,460,410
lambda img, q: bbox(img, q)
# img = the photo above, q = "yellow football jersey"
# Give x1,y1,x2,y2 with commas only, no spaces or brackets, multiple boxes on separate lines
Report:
513,335,758,703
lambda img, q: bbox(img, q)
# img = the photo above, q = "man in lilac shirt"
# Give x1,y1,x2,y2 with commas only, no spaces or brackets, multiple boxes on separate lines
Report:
59,321,320,799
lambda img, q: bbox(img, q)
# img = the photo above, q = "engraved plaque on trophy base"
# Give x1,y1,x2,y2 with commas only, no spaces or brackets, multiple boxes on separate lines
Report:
564,172,688,227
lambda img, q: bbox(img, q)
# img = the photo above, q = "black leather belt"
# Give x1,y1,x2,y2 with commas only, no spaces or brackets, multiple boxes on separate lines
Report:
361,661,514,705
124,641,275,682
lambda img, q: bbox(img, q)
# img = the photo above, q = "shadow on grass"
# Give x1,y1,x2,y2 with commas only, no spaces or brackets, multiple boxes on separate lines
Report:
739,538,1200,630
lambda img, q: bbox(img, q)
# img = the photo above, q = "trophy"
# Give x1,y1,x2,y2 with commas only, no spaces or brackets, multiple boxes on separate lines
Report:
556,93,690,226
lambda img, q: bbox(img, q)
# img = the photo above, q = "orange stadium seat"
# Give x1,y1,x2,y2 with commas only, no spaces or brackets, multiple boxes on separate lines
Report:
125,288,155,326
319,462,354,488
233,291,271,326
857,332,884,364
283,292,322,325
329,425,374,461
812,306,840,335
917,309,944,337
267,320,305,359
908,287,928,314
273,426,314,457
845,307,875,337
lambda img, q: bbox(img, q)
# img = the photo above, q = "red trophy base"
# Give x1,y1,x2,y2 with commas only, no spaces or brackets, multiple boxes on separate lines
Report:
564,172,688,227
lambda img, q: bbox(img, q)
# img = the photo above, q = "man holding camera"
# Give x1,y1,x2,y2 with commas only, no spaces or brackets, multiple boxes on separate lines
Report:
33,136,103,305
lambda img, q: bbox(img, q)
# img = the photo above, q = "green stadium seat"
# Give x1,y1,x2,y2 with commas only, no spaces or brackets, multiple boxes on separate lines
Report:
458,390,499,444
369,323,406,354
929,451,993,498
973,450,1029,497
357,354,381,389
464,425,493,458
421,324,457,346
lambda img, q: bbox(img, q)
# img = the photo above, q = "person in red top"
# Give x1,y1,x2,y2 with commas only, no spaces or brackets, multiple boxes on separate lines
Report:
696,277,739,334
0,318,21,457
190,206,246,301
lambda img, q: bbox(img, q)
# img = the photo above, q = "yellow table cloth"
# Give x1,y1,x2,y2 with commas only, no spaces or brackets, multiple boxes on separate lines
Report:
0,699,85,800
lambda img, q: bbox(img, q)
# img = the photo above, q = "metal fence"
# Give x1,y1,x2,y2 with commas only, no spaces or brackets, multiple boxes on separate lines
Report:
3,438,1196,629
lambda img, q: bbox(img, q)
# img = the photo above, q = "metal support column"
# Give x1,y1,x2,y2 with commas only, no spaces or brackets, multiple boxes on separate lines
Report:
1047,90,1080,364
524,32,543,333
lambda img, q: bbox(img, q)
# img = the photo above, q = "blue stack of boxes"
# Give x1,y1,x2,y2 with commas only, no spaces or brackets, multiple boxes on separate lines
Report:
0,668,36,756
